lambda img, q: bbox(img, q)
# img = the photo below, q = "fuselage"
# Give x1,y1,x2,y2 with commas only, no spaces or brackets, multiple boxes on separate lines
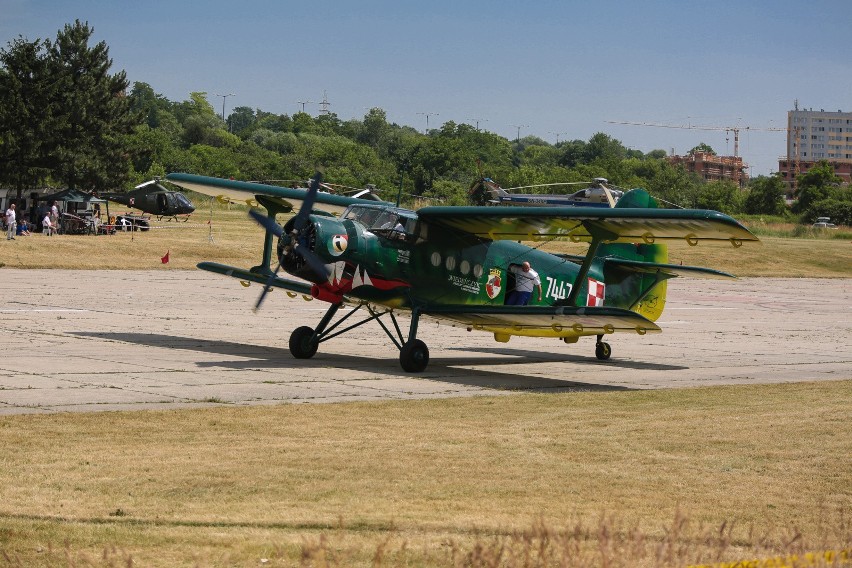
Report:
102,189,195,216
281,203,602,313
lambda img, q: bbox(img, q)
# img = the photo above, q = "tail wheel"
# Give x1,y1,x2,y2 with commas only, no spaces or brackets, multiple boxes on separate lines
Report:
400,339,429,372
595,341,611,361
289,326,319,359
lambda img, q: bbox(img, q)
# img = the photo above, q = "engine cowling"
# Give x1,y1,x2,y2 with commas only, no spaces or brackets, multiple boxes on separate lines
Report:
277,216,350,283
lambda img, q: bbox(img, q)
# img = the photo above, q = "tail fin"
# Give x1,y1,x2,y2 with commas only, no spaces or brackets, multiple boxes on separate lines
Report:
595,189,668,321
469,178,508,205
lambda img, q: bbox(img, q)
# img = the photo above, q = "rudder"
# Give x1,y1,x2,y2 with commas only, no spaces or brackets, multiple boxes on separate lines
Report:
595,189,669,321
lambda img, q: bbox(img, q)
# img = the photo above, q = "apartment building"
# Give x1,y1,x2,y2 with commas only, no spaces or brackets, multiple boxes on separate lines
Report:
779,107,852,188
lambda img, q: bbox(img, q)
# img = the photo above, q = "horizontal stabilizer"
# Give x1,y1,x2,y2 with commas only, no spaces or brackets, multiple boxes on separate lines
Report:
198,262,313,295
602,258,736,279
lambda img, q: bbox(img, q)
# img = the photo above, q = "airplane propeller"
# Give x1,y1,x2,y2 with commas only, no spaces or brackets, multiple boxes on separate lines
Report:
248,172,329,311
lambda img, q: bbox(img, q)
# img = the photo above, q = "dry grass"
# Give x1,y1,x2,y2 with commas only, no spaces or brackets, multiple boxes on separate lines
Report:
1,205,850,565
1,205,850,277
0,381,849,566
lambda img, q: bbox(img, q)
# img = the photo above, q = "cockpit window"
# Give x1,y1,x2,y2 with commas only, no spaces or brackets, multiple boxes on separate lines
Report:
341,205,418,239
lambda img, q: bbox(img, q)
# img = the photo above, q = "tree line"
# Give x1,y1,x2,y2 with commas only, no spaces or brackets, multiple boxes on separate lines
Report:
2,21,850,224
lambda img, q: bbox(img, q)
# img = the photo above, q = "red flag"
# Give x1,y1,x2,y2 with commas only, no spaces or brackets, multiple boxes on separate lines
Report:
161,250,170,264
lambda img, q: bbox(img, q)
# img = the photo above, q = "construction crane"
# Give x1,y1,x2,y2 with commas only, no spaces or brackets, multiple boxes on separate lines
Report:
604,120,786,158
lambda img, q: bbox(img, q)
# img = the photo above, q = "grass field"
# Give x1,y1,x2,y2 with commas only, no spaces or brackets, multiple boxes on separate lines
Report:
1,204,850,566
0,381,850,566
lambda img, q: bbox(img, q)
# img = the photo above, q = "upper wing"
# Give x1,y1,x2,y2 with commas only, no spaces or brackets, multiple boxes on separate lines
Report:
166,173,391,215
417,205,758,246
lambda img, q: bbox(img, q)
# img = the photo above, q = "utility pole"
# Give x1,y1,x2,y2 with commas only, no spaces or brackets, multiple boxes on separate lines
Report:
214,93,235,122
511,124,528,143
416,112,439,133
318,91,331,115
549,131,567,144
468,118,487,131
296,100,313,113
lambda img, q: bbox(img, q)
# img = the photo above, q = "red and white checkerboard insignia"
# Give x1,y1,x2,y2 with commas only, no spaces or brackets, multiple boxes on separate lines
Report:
587,278,605,306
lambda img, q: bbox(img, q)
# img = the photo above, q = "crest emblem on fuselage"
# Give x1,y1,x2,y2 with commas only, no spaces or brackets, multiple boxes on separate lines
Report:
329,234,348,256
485,268,502,299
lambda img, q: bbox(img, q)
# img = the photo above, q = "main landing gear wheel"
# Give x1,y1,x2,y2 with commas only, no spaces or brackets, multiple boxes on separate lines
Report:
400,339,429,372
595,341,612,361
289,326,319,359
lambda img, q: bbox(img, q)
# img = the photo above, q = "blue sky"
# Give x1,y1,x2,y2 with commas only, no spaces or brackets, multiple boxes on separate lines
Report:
2,0,850,177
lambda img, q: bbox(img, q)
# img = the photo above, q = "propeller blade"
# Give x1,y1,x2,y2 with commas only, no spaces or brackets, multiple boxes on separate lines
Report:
293,172,322,232
248,209,283,237
254,263,281,312
295,245,329,280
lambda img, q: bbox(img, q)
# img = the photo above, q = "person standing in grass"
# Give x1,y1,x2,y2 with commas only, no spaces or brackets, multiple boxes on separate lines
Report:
5,203,16,240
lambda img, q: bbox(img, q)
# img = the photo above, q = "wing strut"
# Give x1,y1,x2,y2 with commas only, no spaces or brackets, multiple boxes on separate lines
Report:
564,221,617,306
253,195,290,276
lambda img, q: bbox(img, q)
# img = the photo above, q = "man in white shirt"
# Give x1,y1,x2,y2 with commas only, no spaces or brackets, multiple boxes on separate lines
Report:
506,261,542,305
42,213,55,236
5,203,16,240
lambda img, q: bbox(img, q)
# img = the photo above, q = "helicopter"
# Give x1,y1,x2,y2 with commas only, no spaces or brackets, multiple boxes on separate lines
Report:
99,180,195,222
469,176,624,208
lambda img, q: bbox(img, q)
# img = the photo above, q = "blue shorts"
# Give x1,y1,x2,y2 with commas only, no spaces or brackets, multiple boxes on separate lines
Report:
506,290,532,306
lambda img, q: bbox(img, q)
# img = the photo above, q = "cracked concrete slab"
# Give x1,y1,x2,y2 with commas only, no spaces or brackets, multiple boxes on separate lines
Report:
0,269,849,415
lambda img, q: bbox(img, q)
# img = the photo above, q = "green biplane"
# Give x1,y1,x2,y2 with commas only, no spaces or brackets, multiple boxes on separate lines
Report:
166,172,759,372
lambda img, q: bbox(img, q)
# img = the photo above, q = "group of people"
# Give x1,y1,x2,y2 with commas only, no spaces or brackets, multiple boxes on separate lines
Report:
4,201,59,240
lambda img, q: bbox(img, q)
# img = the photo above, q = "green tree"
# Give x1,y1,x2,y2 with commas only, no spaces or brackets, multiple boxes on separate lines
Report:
646,162,701,207
585,132,627,163
744,175,787,215
227,106,256,135
696,180,743,214
179,92,223,147
359,107,390,149
793,160,842,214
47,20,140,190
0,35,54,197
557,139,587,168
688,143,716,155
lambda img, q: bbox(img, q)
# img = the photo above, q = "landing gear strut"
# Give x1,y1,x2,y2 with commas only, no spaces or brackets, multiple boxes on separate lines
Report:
285,302,431,372
595,334,611,360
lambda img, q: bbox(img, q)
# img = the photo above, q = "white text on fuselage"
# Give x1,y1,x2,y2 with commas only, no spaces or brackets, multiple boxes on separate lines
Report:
545,277,573,301
448,274,481,294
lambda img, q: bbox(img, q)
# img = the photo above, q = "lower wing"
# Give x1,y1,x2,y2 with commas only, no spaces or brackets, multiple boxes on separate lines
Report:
198,261,313,296
419,304,661,338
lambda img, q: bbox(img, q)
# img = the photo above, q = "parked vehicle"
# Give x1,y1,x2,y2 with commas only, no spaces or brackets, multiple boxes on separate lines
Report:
812,217,837,229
